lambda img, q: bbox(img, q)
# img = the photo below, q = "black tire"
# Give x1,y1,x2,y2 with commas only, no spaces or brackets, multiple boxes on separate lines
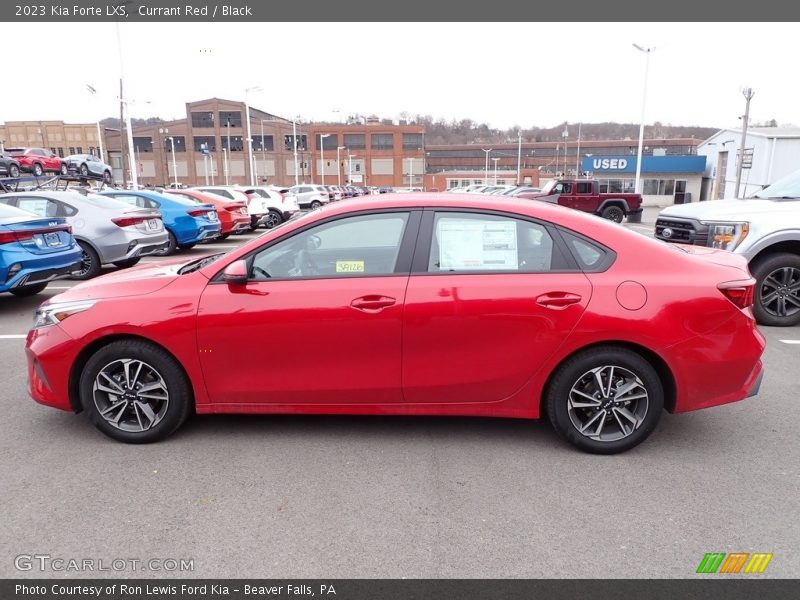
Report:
545,347,664,454
79,339,193,443
218,233,231,240
178,243,196,250
600,205,625,223
103,170,112,184
60,163,68,176
32,163,44,177
263,209,283,229
112,257,141,269
79,163,89,177
155,231,178,256
71,241,102,280
310,200,322,209
9,164,20,178
751,252,800,327
9,282,48,297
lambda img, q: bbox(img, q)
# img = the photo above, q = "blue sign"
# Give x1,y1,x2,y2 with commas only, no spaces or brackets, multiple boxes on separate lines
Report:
581,155,705,174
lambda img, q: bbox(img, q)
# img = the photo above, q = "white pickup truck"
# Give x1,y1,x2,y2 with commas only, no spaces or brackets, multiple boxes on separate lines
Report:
655,169,800,326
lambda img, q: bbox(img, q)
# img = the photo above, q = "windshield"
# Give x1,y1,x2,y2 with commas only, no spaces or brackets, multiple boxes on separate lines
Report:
752,169,800,199
541,181,557,194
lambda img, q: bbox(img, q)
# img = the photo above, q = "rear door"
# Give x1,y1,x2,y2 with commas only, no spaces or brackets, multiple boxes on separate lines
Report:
402,209,592,404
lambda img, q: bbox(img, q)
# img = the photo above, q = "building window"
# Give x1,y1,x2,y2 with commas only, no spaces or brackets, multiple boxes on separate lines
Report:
221,136,244,152
132,137,153,153
371,133,394,150
57,148,64,158
50,147,57,155
402,133,423,150
164,136,186,152
219,111,242,128
342,134,364,150
69,147,76,155
252,135,274,151
191,111,215,128
193,136,216,152
284,135,307,151
76,147,82,154
315,133,340,151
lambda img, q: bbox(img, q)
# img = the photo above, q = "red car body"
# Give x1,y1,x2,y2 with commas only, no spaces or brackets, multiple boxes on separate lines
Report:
6,147,65,176
167,189,250,237
25,195,765,452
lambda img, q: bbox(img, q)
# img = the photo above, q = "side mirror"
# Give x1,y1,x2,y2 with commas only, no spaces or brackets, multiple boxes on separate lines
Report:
222,260,248,285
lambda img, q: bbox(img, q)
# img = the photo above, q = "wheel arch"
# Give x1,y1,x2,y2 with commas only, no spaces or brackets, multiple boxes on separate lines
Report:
750,240,800,267
540,340,677,416
598,198,630,213
67,333,195,413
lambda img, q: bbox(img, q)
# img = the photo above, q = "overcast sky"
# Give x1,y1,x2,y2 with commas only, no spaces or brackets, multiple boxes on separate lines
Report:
3,22,798,131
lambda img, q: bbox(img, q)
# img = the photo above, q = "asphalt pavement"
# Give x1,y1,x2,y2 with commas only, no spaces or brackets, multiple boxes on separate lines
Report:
0,219,798,579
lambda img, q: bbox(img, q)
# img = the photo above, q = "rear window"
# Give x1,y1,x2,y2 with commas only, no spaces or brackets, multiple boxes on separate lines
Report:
162,192,200,206
84,194,139,209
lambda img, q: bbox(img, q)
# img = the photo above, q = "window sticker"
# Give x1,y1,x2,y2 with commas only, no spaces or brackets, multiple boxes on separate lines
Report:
438,219,518,270
336,260,365,273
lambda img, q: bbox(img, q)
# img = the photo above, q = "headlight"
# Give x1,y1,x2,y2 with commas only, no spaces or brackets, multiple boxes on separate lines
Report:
703,221,749,251
32,300,97,329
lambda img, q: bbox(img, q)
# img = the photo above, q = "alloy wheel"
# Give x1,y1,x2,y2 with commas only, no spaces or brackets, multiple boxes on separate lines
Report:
567,365,649,442
93,358,170,433
759,266,800,319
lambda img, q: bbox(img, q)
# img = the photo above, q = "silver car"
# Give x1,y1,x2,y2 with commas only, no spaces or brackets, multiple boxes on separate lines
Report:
64,154,114,184
0,191,168,279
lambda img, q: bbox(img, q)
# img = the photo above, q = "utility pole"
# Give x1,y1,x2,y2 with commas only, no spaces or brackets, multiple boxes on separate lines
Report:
119,78,127,187
734,87,755,198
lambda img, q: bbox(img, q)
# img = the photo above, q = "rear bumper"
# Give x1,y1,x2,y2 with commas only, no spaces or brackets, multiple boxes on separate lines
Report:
0,246,83,292
746,367,764,398
94,230,170,263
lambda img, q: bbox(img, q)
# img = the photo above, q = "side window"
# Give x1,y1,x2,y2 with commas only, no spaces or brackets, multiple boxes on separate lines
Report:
17,197,58,218
54,200,77,217
560,230,614,271
576,182,592,194
428,212,555,273
250,213,409,280
109,194,148,208
562,183,573,194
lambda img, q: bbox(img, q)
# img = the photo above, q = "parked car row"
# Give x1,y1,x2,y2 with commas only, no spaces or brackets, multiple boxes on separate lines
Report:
0,148,114,183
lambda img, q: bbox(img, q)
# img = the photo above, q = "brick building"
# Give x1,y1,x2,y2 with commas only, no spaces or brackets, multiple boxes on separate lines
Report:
0,120,103,159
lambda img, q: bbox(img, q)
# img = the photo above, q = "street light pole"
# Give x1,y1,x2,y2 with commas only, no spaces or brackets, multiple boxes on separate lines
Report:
408,157,413,190
337,146,345,186
734,87,755,198
492,157,500,184
244,85,262,186
481,148,492,186
85,84,105,163
348,150,353,184
575,122,582,177
168,136,178,187
633,43,655,195
562,124,569,176
319,134,330,185
516,133,522,185
292,117,300,186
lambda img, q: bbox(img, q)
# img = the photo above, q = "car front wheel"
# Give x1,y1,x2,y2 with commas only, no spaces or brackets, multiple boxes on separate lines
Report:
546,347,663,454
60,163,68,176
9,164,19,177
79,340,192,443
33,163,44,177
751,253,800,326
600,205,625,223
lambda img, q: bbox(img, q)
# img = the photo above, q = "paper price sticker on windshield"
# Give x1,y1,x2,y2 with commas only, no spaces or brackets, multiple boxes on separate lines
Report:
336,261,365,273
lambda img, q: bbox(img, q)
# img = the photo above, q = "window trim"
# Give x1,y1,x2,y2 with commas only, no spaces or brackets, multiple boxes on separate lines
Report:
553,227,617,273
411,208,578,275
210,209,422,283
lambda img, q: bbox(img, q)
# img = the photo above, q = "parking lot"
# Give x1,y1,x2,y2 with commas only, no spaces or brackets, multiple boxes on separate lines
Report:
1,220,798,579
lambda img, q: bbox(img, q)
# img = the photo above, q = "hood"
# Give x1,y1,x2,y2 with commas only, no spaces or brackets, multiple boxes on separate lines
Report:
659,199,798,221
48,259,188,303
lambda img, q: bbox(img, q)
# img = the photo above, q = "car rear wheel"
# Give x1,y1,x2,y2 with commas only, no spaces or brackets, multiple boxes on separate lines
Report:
71,241,102,280
9,164,20,177
112,257,141,269
264,209,283,229
178,243,196,250
600,205,625,223
154,231,177,256
60,163,68,176
9,282,48,297
751,253,800,326
79,339,192,443
79,164,89,177
310,200,322,209
103,170,112,184
33,163,44,177
546,347,663,454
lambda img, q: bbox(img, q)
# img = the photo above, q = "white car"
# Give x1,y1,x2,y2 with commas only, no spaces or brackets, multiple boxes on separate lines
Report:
285,184,330,209
192,186,265,230
237,186,300,229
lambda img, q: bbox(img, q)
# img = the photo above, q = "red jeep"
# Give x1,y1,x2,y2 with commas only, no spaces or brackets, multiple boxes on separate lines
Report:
517,179,643,223
6,148,66,177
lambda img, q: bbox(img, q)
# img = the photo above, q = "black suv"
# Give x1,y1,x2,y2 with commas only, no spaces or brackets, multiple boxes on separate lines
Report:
0,152,21,178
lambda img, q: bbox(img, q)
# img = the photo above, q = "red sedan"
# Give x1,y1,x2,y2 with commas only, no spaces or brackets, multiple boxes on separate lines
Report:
25,195,765,453
167,189,250,239
6,148,66,177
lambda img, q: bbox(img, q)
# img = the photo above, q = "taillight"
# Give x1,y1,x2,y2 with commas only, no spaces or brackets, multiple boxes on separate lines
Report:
113,216,150,228
0,226,70,243
188,209,211,217
718,281,755,309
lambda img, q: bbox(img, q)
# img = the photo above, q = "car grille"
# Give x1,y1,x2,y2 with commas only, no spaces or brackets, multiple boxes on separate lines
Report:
655,218,708,246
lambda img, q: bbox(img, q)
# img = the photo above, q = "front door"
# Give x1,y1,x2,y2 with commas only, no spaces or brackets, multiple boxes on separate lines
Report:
196,210,419,406
402,210,592,404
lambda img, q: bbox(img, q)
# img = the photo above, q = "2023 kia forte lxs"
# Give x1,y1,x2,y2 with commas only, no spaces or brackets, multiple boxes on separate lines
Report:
25,195,765,453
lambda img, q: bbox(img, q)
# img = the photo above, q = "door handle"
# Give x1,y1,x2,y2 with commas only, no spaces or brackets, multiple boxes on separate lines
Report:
535,292,582,309
351,295,397,312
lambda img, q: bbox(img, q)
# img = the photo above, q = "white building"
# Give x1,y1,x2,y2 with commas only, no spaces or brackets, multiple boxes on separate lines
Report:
698,127,800,200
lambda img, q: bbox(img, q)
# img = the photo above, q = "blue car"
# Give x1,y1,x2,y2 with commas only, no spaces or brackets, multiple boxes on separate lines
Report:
0,203,82,296
101,190,220,255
